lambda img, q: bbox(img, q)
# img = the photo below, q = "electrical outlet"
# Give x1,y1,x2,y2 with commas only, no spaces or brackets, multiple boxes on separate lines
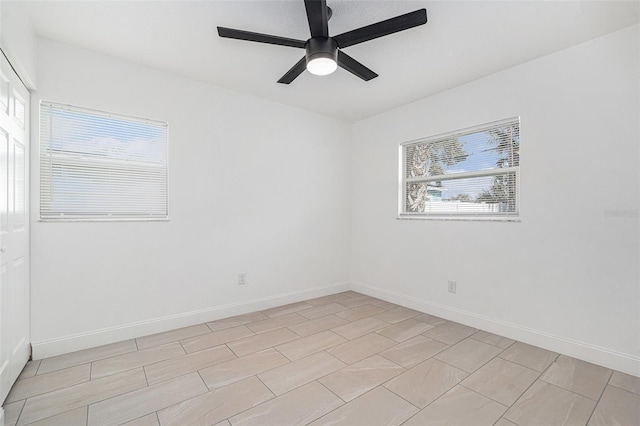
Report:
448,280,457,294
238,273,246,285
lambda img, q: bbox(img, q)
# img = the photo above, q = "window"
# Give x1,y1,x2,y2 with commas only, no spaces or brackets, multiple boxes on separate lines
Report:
399,117,520,220
40,102,168,220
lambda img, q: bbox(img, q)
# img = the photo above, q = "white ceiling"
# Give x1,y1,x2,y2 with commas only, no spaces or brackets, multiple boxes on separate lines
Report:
15,0,640,122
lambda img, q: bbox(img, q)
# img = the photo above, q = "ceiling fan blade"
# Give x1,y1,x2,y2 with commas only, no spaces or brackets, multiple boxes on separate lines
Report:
333,9,427,48
277,57,307,84
217,27,306,49
304,0,329,38
337,51,378,81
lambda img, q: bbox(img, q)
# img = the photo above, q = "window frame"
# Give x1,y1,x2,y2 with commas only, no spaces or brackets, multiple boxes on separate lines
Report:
398,117,521,222
39,101,169,222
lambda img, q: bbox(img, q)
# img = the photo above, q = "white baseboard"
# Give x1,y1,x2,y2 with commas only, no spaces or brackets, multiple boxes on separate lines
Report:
352,281,640,377
31,282,350,360
31,280,640,377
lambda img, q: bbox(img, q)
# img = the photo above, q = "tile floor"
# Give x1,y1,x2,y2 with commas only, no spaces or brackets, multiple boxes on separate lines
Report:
3,291,639,426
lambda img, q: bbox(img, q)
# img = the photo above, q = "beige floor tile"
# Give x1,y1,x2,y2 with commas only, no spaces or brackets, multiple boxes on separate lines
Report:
377,318,435,342
375,306,422,324
340,291,365,298
2,400,25,426
87,372,208,426
17,360,41,380
145,344,236,385
494,418,518,426
369,299,400,310
541,355,612,400
335,304,387,321
331,317,389,340
226,328,299,357
319,355,404,402
6,364,91,403
181,325,255,354
379,335,449,368
275,330,346,361
258,351,346,395
422,321,477,345
505,380,596,426
434,338,503,373
308,386,418,426
609,370,640,395
334,293,362,303
287,315,348,337
384,358,468,408
199,348,290,389
228,381,343,426
136,324,211,350
18,368,148,425
37,339,138,375
25,407,87,426
471,330,515,349
462,358,539,406
298,302,349,320
91,342,185,379
338,295,377,308
245,312,307,334
499,342,559,372
261,301,313,318
14,299,639,426
327,333,396,364
405,385,507,426
589,385,640,426
414,313,448,326
206,311,268,332
304,294,350,306
157,376,273,426
122,413,160,426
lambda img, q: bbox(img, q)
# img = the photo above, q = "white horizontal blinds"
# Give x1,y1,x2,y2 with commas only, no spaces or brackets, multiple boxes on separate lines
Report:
402,118,520,216
40,102,168,220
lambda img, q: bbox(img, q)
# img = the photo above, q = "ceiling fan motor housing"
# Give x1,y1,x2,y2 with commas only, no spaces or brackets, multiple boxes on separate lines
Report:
305,37,338,65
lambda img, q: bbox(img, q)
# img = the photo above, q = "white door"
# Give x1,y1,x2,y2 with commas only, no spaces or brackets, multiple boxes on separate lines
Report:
0,51,30,404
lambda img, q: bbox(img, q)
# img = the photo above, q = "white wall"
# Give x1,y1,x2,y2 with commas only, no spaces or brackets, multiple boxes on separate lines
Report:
25,21,640,376
0,0,38,88
30,40,352,357
351,25,640,375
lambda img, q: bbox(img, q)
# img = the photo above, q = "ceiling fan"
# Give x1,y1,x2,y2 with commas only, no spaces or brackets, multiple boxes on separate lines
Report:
217,0,427,84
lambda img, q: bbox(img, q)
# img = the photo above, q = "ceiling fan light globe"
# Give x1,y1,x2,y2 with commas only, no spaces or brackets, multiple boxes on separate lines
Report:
307,57,337,75
305,37,338,76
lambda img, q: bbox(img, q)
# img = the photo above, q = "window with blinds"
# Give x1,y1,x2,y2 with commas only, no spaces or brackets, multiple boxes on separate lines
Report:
399,117,520,219
40,102,168,220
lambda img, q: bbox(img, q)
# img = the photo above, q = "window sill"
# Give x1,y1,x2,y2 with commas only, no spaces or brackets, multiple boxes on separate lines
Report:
397,215,520,222
39,218,170,222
